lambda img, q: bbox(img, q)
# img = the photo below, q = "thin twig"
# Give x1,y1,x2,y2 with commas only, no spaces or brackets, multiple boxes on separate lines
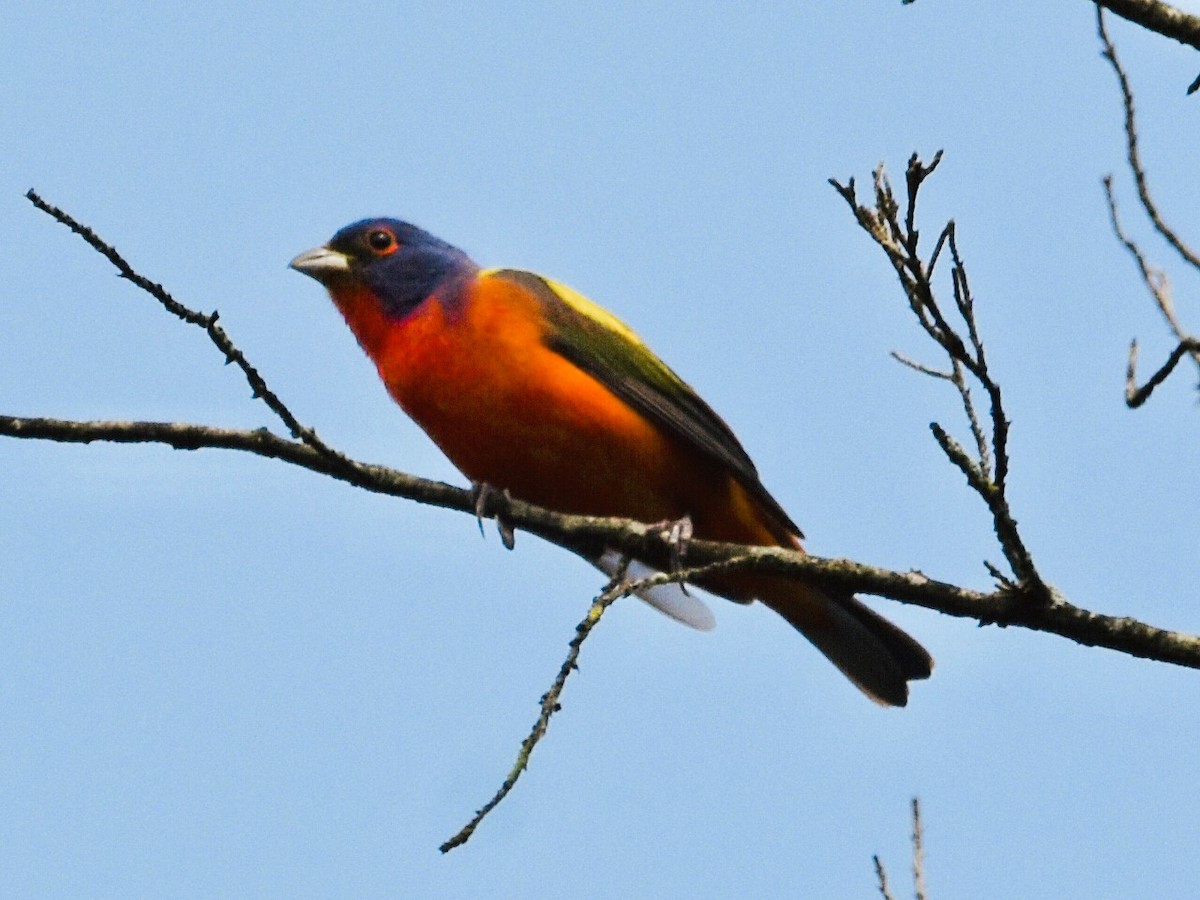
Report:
1097,13,1200,400
947,229,1003,488
1103,177,1192,343
1090,0,1200,79
1097,8,1200,270
890,351,953,380
440,577,627,852
950,357,990,483
1104,179,1200,402
1125,337,1200,406
873,798,928,900
24,189,349,463
912,798,928,900
439,553,764,851
831,156,1040,594
874,855,896,900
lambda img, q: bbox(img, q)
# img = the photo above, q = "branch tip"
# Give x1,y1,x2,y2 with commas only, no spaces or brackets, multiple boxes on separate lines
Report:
1099,18,1200,405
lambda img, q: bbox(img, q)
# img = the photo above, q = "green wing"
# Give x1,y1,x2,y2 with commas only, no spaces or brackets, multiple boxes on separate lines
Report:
487,269,803,538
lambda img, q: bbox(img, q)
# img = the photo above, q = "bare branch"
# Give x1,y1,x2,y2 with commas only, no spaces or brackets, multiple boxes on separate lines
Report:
1091,0,1200,60
24,189,349,464
890,351,953,381
1104,178,1197,352
1097,15,1200,401
1097,11,1200,269
832,156,1040,596
946,231,1000,486
874,855,896,900
6,413,1200,670
1125,337,1200,406
873,798,930,900
929,424,1036,590
904,0,1200,90
440,555,760,852
440,575,626,852
912,798,928,900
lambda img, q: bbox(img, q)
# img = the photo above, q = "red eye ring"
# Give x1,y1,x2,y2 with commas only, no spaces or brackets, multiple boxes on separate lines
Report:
366,229,397,255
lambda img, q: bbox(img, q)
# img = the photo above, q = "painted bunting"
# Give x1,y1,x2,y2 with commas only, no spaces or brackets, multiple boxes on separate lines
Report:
290,219,932,705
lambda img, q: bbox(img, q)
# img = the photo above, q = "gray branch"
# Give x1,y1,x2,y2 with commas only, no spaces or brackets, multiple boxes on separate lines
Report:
4,413,1199,671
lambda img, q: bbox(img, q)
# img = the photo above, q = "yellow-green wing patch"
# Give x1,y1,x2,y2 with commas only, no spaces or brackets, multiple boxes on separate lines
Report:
488,268,802,538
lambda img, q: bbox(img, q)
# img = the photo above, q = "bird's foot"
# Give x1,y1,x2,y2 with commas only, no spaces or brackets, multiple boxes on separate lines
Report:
471,482,516,550
651,515,694,581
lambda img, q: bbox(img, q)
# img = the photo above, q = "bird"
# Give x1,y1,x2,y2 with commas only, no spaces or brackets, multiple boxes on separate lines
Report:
290,219,932,705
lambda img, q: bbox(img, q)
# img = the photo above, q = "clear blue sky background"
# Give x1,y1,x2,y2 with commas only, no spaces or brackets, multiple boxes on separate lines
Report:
4,3,1199,897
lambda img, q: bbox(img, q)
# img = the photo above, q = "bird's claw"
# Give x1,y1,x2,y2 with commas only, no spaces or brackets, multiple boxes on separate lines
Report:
471,482,491,537
471,482,517,550
654,515,694,585
497,514,516,550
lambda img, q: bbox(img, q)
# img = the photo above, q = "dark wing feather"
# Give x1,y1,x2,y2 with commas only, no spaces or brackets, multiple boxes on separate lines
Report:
490,269,802,538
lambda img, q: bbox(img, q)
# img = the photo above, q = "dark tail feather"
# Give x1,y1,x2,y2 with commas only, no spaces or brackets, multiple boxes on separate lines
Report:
765,589,933,707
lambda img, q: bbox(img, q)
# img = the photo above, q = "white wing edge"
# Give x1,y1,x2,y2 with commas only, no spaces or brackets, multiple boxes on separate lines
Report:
595,550,717,632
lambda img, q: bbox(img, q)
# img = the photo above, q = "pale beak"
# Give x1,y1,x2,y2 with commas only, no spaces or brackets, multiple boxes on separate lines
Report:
289,245,351,280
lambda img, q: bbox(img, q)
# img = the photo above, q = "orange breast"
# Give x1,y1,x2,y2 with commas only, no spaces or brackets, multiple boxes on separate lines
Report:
327,273,787,551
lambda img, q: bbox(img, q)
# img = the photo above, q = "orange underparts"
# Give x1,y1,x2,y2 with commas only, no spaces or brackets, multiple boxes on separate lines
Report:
328,271,809,609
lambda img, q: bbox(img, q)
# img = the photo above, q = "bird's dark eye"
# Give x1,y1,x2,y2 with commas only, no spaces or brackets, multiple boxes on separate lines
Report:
366,229,397,254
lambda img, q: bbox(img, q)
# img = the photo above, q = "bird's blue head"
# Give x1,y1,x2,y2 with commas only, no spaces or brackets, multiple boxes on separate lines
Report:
290,218,476,318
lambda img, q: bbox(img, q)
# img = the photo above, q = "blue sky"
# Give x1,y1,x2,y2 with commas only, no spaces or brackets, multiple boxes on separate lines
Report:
4,2,1199,897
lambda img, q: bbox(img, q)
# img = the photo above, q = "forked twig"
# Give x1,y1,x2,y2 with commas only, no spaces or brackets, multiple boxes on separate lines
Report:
24,189,349,462
830,155,1042,598
1125,337,1200,406
1097,10,1200,404
873,798,929,900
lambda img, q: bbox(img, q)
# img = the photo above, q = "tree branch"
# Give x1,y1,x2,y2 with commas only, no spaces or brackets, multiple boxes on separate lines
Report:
439,575,628,852
1124,337,1200,406
903,0,1200,90
831,154,1039,597
13,190,1200,853
1092,0,1200,58
5,412,1200,670
1097,11,1200,271
873,798,929,900
24,189,348,463
912,797,928,900
874,854,897,900
437,555,756,852
1097,12,1200,401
